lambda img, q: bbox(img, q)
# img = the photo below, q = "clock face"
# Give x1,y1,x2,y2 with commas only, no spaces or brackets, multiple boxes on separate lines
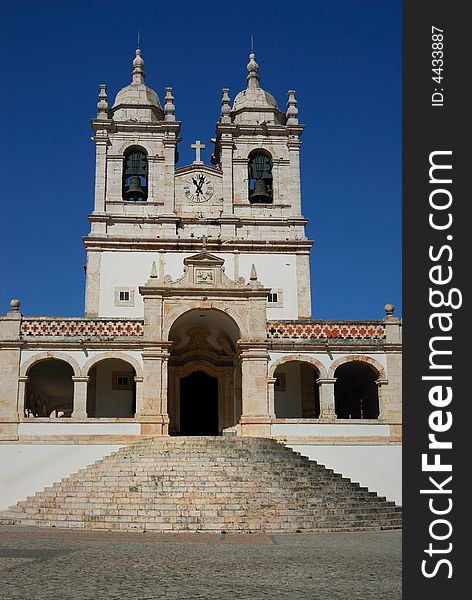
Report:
184,173,214,203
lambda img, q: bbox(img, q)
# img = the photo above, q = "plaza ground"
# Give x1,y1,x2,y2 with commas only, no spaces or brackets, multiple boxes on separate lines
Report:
0,526,401,599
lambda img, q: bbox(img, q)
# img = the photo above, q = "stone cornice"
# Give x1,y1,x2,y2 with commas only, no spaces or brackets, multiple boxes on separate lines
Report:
83,236,314,254
175,164,223,177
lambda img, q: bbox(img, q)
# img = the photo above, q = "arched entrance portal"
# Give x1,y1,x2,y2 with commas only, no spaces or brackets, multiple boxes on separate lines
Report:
167,308,241,435
180,371,218,435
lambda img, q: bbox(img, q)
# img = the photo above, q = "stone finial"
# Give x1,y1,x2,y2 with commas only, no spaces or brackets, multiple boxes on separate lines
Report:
220,88,231,124
97,84,108,119
249,264,258,281
150,261,158,279
247,52,260,89
132,48,145,84
10,298,20,311
286,90,298,125
164,87,175,121
384,303,395,317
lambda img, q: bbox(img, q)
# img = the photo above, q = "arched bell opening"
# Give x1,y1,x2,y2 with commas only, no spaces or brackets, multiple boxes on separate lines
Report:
86,358,136,418
122,146,148,202
24,359,74,418
334,361,380,419
248,149,273,204
273,361,320,418
167,308,241,435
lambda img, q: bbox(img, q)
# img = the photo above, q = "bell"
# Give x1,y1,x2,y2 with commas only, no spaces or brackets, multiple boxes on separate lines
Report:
125,176,146,200
250,178,271,202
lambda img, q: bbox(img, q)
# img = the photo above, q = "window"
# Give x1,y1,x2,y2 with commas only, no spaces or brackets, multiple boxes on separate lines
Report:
274,372,286,392
114,288,135,307
112,371,133,391
248,151,273,203
266,289,283,308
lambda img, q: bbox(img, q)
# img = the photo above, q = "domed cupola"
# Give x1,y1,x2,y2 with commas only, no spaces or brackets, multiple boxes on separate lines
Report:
231,53,286,125
110,48,164,123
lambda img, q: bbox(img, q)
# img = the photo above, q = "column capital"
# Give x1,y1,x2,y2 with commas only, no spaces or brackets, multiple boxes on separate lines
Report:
316,378,336,385
72,376,89,383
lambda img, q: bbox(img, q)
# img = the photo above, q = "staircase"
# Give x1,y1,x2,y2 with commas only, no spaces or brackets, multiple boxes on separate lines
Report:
0,437,402,532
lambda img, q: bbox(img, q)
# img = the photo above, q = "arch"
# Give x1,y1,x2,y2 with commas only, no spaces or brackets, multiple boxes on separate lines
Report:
24,358,75,418
117,141,151,156
122,146,148,202
271,357,322,419
20,352,81,378
163,305,246,342
327,355,387,381
85,356,138,418
248,148,273,204
269,354,328,380
82,352,143,378
333,359,382,420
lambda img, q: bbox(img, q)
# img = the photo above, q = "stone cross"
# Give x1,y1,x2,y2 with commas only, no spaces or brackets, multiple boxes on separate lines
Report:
191,140,205,164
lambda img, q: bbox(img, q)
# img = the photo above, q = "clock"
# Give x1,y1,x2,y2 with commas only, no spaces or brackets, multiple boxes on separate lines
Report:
184,173,214,203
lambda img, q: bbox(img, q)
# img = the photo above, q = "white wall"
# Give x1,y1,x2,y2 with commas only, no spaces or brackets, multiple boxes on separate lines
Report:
0,444,123,510
274,361,302,417
239,253,298,320
95,360,134,417
288,444,402,505
97,251,299,319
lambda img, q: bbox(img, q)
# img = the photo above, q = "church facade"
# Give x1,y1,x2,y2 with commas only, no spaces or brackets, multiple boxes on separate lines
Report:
0,49,402,504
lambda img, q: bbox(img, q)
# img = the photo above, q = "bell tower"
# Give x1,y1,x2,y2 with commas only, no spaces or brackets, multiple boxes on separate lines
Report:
84,48,181,316
211,52,312,318
84,49,312,321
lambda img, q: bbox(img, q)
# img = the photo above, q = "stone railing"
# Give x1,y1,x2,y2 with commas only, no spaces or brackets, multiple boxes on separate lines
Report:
21,318,144,337
267,321,385,340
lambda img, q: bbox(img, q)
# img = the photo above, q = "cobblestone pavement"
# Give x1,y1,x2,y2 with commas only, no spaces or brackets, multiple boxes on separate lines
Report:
0,526,401,599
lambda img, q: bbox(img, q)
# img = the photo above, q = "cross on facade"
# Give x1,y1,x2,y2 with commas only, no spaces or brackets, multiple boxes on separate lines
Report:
191,140,205,164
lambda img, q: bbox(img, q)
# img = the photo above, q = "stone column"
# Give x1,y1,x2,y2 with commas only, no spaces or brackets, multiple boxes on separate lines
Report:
93,130,108,212
239,344,271,436
17,376,29,417
72,376,89,420
317,378,337,422
139,348,170,435
84,251,101,317
220,134,234,215
267,377,277,418
163,137,176,214
287,137,302,216
376,379,389,421
134,376,144,416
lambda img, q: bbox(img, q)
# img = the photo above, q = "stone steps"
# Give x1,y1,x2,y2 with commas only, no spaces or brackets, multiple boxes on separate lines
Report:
0,437,402,532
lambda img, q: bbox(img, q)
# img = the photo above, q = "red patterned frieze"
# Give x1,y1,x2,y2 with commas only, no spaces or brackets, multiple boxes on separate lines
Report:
267,321,385,340
21,319,144,337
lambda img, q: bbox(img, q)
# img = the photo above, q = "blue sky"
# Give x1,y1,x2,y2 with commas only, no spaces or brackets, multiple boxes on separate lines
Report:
0,0,401,320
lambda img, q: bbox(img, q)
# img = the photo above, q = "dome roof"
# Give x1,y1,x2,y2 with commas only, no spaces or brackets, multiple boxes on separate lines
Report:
112,82,161,109
110,49,163,122
230,53,285,125
233,86,278,111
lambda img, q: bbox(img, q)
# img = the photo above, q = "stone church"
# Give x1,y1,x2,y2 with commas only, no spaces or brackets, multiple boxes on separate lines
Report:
0,48,402,511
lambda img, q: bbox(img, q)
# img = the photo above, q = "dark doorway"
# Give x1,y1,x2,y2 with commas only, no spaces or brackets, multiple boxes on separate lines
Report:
180,371,219,435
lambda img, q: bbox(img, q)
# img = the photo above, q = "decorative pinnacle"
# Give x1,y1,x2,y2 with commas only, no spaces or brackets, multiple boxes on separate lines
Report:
97,84,108,119
384,303,395,316
247,52,260,88
150,261,158,279
286,90,299,125
132,48,145,84
10,298,20,312
249,264,258,281
220,88,231,123
164,87,175,121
